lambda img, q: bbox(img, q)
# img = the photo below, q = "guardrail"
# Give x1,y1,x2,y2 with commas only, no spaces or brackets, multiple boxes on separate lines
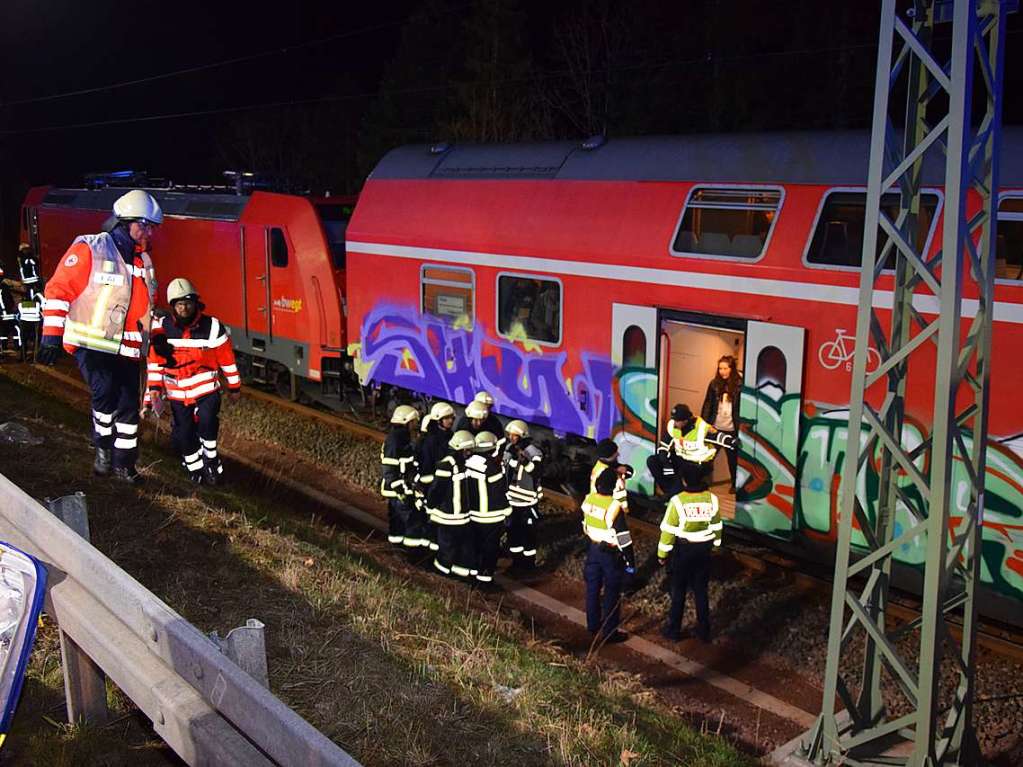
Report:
0,472,360,767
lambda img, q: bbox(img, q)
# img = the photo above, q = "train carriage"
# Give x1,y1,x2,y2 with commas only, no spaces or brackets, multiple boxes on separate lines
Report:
20,182,356,398
345,131,1023,617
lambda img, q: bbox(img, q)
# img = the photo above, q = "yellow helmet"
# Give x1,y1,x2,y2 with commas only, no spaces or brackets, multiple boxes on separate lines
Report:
449,430,475,450
390,405,420,425
505,419,528,438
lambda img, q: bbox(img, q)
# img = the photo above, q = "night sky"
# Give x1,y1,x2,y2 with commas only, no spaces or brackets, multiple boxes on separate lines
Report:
2,0,1022,260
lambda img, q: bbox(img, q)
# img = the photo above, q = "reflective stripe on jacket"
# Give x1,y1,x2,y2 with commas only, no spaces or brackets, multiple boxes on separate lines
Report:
658,490,723,556
43,233,155,359
147,313,239,405
670,417,717,463
504,441,543,506
465,453,510,523
380,428,416,499
428,454,470,525
580,492,625,546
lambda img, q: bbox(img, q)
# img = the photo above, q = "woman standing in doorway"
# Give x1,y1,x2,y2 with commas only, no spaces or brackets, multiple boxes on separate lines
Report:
701,355,741,492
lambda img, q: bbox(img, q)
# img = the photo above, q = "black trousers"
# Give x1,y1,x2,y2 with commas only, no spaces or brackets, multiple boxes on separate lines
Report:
507,504,539,562
666,542,713,638
170,392,221,474
718,429,738,488
74,348,140,470
434,522,472,576
387,497,413,544
584,543,625,637
471,520,504,581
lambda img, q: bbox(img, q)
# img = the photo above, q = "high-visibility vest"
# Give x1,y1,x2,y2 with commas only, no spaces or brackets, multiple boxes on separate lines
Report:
670,417,717,463
62,234,154,357
657,490,723,557
580,492,626,545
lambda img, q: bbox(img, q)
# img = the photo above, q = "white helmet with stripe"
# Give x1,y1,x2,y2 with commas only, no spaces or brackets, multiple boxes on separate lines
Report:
113,189,164,225
505,419,529,438
465,400,488,419
474,391,495,407
390,405,420,425
167,277,198,304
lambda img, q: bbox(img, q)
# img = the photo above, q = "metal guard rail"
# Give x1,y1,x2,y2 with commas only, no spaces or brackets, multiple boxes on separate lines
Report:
0,472,359,767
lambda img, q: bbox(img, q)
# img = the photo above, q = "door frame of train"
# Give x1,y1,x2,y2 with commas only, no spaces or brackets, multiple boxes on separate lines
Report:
738,320,807,538
241,224,272,343
610,304,659,492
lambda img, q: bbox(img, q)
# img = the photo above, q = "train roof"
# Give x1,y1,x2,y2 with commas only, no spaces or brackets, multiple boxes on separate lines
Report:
370,128,1023,187
39,187,251,222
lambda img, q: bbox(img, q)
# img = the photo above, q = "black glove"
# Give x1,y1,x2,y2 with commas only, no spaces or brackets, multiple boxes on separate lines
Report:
150,334,176,367
36,337,63,365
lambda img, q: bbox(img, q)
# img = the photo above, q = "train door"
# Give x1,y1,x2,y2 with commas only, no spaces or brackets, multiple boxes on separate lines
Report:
242,225,271,343
738,320,806,538
658,316,745,518
610,304,659,494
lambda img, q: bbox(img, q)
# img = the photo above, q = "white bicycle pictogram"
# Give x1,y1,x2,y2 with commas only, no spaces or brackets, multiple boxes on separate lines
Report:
817,329,881,373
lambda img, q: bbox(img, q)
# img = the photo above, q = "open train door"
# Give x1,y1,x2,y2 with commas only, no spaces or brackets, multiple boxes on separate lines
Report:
610,304,659,494
738,320,806,538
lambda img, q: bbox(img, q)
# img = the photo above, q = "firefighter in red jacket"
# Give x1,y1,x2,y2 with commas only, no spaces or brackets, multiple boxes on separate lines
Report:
146,278,241,485
38,190,163,484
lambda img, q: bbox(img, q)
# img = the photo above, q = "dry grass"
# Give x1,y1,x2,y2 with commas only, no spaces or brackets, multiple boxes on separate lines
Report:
0,370,754,766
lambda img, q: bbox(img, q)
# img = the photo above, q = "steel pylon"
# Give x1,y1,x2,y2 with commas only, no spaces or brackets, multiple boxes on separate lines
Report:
805,1,1011,765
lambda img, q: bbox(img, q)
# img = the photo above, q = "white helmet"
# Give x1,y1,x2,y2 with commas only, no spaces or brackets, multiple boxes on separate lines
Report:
474,391,495,407
465,401,488,420
167,277,198,304
113,189,163,225
391,405,420,425
474,431,499,452
429,402,455,420
448,430,475,451
505,419,528,438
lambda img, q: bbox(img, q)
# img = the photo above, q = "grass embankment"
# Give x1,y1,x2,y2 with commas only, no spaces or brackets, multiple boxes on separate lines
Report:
0,371,754,767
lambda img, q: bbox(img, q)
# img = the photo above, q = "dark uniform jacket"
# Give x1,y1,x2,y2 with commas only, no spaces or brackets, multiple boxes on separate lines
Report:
427,452,469,525
381,427,416,500
465,453,510,523
503,438,544,507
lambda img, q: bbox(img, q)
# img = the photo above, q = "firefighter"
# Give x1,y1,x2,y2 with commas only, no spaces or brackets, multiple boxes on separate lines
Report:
0,259,18,357
381,405,420,546
456,391,504,446
581,466,635,644
428,429,474,577
657,464,723,643
465,430,511,585
145,278,241,484
414,401,455,550
38,189,162,484
503,419,543,570
14,243,43,360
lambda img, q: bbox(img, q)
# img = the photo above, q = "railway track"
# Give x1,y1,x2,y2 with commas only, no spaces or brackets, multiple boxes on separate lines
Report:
241,385,1023,665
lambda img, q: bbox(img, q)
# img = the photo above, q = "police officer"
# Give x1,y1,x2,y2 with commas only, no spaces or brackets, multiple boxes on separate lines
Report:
381,405,420,547
428,429,475,577
590,438,634,508
415,401,456,550
664,404,720,485
38,190,162,483
465,431,511,586
581,467,635,644
503,419,543,570
145,278,241,485
657,466,723,643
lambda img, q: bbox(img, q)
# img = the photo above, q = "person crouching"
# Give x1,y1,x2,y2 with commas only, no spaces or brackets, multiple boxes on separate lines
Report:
145,278,240,485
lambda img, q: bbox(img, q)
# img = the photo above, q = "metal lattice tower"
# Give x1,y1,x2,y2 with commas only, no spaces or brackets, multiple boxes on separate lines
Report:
806,0,1011,764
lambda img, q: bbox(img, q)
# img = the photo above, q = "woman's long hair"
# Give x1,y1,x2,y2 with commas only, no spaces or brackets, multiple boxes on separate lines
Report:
717,355,742,402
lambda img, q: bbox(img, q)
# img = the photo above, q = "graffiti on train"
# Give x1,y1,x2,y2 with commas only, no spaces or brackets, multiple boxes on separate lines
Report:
351,304,619,440
737,383,1023,601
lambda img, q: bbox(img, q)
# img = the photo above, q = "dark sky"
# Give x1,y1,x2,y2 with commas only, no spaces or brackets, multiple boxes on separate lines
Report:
1,0,1022,257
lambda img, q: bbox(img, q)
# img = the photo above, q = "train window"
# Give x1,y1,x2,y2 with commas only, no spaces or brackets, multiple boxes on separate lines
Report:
805,191,940,269
497,274,561,346
421,265,474,322
316,203,353,269
997,196,1023,281
270,228,288,268
671,187,781,260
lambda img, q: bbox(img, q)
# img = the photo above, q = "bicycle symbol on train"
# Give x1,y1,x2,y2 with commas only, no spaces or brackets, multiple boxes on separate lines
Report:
817,328,881,373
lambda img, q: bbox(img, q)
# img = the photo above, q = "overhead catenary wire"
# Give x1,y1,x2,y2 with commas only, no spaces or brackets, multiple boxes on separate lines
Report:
0,40,888,137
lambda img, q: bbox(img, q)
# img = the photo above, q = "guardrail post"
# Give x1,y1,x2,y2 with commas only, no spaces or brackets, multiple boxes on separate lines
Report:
46,493,108,725
210,619,270,689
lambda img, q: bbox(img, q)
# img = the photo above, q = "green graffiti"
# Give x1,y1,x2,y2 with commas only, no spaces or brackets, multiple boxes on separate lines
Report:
736,384,1023,602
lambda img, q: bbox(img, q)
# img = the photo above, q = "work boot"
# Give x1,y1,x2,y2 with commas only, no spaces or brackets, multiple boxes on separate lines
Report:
204,459,223,486
188,470,204,485
93,447,112,476
112,466,144,485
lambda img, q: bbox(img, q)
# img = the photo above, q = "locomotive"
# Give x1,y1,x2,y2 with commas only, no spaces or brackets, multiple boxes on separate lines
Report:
21,130,1023,621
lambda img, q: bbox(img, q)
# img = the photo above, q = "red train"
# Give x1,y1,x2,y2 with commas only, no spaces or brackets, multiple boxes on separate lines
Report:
21,130,1023,620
